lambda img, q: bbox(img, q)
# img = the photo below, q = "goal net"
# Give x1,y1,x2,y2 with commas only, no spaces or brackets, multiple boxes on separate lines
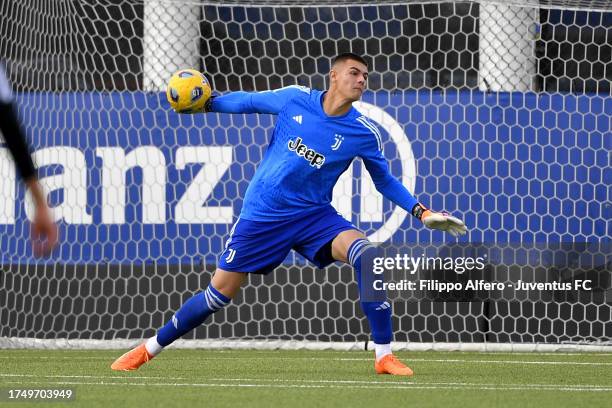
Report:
0,0,610,351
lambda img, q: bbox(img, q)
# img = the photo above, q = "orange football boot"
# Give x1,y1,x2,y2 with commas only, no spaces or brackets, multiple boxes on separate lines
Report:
374,354,414,376
111,343,154,371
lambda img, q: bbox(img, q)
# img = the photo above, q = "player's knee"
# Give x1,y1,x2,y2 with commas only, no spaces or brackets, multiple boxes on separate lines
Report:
211,268,246,299
332,230,366,263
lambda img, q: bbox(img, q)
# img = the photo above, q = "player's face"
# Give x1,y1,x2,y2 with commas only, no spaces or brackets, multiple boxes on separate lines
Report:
332,60,368,101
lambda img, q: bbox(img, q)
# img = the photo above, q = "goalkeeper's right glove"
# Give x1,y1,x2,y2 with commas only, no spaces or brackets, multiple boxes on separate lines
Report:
412,203,467,238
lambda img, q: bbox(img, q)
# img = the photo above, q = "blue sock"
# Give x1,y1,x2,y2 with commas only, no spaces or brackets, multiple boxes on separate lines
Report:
349,239,393,345
156,285,230,347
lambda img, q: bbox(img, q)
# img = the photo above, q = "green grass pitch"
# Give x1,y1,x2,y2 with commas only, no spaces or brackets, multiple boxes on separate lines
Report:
1,349,611,407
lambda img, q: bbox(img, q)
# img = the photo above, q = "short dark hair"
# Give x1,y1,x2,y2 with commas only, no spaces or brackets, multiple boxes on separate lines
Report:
332,52,368,67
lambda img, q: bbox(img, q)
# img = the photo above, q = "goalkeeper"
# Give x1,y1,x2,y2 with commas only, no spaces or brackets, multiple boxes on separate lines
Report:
112,53,466,376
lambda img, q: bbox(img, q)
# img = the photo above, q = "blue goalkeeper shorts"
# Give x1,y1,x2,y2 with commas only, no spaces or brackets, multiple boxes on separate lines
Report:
217,206,356,274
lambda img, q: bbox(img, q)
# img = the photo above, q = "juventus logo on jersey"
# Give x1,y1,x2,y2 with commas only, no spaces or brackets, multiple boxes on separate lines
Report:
331,134,344,150
225,248,236,263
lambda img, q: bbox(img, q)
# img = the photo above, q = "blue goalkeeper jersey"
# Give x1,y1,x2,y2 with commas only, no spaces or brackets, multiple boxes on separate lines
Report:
210,86,418,221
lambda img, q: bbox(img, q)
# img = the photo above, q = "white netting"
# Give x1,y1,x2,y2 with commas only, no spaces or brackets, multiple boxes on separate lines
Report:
0,0,610,348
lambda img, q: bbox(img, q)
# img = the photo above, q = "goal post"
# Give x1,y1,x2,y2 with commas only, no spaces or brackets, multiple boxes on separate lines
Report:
0,0,610,351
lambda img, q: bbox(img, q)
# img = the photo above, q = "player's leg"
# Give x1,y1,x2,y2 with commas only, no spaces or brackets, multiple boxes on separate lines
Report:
292,208,413,376
331,230,412,376
111,217,291,371
110,268,245,371
332,231,395,355
149,268,246,353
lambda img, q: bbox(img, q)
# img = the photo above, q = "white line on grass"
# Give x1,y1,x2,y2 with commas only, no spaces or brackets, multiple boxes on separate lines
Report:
1,355,612,366
216,350,612,356
1,379,612,392
0,373,189,380
407,358,612,366
4,351,612,357
145,356,612,366
2,374,612,391
209,377,612,389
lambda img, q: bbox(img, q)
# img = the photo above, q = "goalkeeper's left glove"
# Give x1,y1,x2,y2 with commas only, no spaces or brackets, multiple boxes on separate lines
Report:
412,203,467,237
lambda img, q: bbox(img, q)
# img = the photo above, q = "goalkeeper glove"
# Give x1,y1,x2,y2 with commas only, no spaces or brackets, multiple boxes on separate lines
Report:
412,203,467,237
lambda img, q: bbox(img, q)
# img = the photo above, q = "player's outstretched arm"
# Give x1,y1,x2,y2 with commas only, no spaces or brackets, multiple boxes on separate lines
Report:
165,69,308,115
373,173,467,238
206,85,310,115
361,139,467,238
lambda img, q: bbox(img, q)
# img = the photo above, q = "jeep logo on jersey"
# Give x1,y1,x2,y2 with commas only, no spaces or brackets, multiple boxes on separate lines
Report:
287,137,326,168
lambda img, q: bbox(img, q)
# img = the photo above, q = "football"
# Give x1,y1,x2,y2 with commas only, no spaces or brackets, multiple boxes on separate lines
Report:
166,69,212,113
